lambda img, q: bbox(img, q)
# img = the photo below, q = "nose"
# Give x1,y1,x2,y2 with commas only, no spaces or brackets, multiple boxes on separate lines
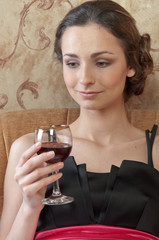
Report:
79,64,95,85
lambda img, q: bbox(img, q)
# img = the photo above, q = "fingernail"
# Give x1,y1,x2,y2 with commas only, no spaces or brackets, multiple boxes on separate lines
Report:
42,162,47,167
47,151,54,157
35,142,41,148
56,162,64,168
56,172,63,178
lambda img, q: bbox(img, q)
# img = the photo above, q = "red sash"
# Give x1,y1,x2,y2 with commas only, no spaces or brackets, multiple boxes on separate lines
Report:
35,225,159,240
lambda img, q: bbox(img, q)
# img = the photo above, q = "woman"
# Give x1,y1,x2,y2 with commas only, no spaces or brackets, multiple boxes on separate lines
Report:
0,0,159,239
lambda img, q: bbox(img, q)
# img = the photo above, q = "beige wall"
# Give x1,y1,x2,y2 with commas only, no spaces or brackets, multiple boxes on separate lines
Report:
0,0,159,112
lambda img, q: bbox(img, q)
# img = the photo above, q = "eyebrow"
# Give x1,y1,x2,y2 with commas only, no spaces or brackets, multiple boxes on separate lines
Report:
63,51,114,58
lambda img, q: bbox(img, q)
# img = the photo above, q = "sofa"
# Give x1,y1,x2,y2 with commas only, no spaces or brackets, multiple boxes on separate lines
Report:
0,108,159,216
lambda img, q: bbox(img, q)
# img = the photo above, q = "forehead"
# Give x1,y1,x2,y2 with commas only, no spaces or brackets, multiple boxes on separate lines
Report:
61,23,124,55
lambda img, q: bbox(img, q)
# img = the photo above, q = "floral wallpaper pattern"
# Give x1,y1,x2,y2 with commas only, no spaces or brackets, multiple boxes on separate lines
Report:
0,0,159,112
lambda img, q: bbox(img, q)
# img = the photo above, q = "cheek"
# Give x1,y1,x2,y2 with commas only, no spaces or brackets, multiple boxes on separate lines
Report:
63,67,76,88
107,74,125,88
103,66,127,89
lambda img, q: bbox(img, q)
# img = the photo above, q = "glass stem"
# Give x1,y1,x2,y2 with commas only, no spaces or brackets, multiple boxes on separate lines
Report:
52,171,62,197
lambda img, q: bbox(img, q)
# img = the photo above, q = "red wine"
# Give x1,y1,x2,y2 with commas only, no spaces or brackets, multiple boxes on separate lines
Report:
37,142,72,164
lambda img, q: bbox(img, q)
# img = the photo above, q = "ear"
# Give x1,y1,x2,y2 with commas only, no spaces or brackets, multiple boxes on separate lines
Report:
127,66,136,77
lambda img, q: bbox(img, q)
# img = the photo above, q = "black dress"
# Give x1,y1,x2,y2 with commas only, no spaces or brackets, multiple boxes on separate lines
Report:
37,125,159,237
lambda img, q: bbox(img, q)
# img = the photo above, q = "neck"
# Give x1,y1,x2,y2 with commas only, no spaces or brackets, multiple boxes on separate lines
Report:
71,102,131,145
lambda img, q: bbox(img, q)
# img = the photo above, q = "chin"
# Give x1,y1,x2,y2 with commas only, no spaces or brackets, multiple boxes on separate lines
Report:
80,102,108,111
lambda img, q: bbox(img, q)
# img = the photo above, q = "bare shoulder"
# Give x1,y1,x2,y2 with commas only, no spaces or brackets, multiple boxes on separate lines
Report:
6,132,35,188
12,132,34,149
152,134,159,171
9,133,34,161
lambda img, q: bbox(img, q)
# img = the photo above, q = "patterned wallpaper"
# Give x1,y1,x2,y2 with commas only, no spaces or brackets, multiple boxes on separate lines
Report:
0,0,159,112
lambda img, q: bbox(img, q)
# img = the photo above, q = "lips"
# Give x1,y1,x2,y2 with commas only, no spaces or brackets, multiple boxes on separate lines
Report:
77,91,103,98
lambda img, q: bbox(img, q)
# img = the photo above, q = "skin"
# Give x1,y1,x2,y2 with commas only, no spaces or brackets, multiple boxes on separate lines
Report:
0,23,159,240
62,24,135,112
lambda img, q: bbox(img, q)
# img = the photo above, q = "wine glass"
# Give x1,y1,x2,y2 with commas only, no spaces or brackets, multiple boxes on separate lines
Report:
35,125,74,205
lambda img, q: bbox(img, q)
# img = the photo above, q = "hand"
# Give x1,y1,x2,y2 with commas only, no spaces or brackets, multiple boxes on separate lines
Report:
14,142,64,211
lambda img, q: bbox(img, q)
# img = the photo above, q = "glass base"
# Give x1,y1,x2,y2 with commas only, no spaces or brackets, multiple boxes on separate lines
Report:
41,194,74,205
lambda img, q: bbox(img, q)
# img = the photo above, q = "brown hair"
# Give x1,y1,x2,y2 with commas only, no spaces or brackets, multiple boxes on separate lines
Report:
54,0,153,101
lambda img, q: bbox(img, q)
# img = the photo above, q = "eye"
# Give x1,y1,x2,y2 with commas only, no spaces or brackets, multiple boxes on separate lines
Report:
65,61,79,68
96,61,110,68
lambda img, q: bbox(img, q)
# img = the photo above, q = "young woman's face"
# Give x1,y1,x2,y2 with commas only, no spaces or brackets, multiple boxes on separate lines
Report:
61,24,135,110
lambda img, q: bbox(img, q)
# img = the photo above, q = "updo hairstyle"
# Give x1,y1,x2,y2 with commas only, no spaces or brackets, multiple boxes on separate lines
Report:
54,0,153,101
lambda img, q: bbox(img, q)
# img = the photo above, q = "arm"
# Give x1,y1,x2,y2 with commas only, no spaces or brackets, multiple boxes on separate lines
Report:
0,134,63,240
153,134,159,170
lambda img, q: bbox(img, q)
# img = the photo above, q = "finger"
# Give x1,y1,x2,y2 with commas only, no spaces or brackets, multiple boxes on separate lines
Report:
22,172,63,199
17,142,42,167
17,162,64,187
24,151,56,173
15,151,55,180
